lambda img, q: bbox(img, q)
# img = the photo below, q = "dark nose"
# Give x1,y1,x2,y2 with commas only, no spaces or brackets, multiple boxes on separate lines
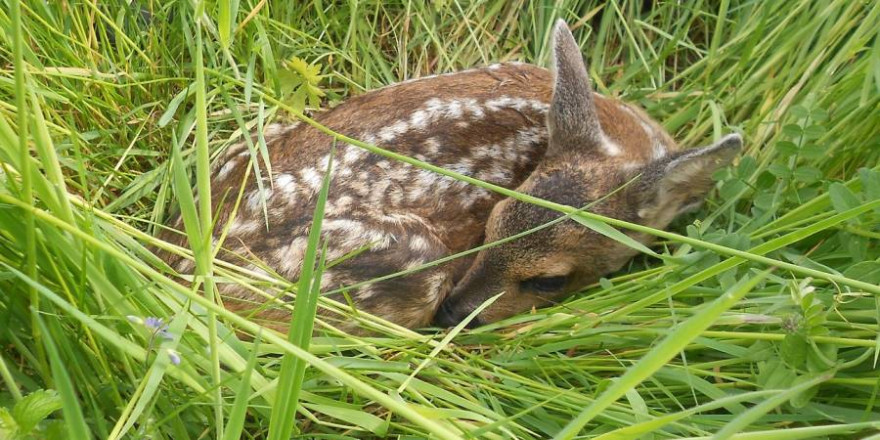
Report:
433,300,481,329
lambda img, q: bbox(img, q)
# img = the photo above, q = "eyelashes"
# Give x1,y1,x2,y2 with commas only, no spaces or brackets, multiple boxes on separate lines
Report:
519,275,569,293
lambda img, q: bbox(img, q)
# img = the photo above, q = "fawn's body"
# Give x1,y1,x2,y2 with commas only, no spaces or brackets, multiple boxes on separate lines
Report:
163,22,740,330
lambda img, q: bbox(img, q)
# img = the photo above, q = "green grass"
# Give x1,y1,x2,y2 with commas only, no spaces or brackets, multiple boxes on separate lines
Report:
1,1,880,439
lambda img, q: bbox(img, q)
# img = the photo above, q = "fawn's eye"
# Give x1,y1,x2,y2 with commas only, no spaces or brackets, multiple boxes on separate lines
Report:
520,275,569,293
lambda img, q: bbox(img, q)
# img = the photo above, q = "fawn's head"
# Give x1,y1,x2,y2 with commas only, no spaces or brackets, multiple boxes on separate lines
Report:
434,20,741,327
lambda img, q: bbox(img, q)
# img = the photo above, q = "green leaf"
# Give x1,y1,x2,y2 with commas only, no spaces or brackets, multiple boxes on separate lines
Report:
0,407,18,437
859,168,880,204
793,166,823,183
799,143,825,159
768,163,790,177
12,389,62,434
802,124,826,139
843,261,880,284
781,333,808,368
810,108,829,121
807,344,838,372
756,360,795,389
719,179,747,201
789,105,811,118
736,155,758,177
775,140,799,156
828,183,861,215
755,170,777,189
782,123,803,137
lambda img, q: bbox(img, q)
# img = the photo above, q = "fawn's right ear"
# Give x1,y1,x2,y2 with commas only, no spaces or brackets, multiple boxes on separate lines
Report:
547,19,604,157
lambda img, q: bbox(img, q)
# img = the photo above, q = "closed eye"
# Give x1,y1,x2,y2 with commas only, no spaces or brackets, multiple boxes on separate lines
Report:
520,275,569,293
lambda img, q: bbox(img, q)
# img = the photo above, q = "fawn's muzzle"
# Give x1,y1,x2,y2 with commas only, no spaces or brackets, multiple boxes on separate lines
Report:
433,299,482,328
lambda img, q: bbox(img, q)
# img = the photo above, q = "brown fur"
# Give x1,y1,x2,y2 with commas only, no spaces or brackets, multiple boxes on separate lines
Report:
434,20,740,327
160,21,740,332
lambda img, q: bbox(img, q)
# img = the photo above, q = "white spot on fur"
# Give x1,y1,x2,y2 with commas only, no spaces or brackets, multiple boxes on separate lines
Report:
324,195,353,217
300,167,323,191
622,161,643,172
216,160,238,181
424,138,441,155
369,179,391,205
320,272,335,288
409,110,431,129
484,96,548,113
599,133,622,156
652,141,667,160
409,235,431,252
176,258,194,273
459,187,493,209
275,236,309,277
344,145,367,163
405,258,428,270
247,187,273,211
323,219,393,251
424,272,449,304
462,98,485,118
357,285,376,300
275,173,297,196
378,120,410,142
228,218,260,235
442,158,475,176
262,123,287,138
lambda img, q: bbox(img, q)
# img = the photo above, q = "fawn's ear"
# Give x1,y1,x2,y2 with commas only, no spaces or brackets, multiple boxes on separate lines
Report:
637,134,742,221
547,19,604,157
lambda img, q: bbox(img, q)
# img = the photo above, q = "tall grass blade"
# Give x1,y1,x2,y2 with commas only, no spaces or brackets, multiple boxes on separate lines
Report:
268,149,333,440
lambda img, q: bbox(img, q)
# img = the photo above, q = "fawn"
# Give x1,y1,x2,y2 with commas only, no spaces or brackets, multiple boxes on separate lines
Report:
162,20,740,331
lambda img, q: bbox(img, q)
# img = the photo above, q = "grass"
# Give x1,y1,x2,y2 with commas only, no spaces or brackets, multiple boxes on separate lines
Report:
1,0,879,439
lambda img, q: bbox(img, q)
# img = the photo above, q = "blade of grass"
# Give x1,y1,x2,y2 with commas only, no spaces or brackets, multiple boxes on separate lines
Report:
268,148,333,440
190,3,224,438
222,332,261,440
35,314,92,439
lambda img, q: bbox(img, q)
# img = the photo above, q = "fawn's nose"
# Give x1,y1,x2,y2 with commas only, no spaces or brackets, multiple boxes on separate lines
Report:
433,300,481,329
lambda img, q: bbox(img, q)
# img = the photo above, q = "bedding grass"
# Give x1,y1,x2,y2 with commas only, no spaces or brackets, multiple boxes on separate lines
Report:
1,1,879,438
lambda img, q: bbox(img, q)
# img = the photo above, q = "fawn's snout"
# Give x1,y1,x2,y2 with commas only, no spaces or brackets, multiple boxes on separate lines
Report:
435,20,742,327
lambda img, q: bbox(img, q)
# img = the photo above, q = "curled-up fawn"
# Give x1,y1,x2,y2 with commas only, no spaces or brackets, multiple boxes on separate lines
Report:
161,20,741,331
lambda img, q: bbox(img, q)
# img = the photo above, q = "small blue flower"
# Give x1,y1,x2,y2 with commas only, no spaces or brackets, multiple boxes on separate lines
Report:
144,317,164,330
167,349,181,366
130,316,174,341
144,316,174,341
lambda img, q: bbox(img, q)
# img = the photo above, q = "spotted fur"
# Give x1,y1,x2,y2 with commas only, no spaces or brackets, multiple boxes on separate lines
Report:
161,20,740,332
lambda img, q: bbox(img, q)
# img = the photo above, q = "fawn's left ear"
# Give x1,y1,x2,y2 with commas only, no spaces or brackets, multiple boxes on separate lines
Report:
547,19,604,157
636,134,742,221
